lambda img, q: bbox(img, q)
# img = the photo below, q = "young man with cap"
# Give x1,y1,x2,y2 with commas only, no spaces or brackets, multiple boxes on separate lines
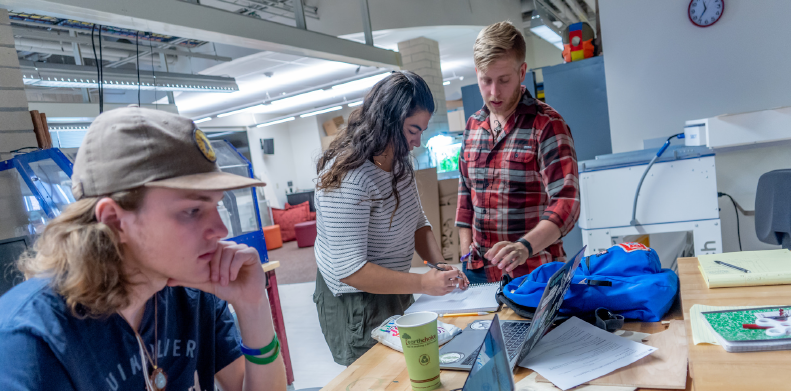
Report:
0,107,287,390
457,21,581,283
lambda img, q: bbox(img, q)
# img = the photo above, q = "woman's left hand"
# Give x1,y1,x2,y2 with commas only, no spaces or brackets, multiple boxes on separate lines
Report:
167,241,267,307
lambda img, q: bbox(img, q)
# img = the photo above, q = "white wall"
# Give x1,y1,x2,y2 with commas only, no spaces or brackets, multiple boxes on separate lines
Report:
247,121,296,209
246,104,358,208
288,117,324,191
599,0,791,252
599,0,791,153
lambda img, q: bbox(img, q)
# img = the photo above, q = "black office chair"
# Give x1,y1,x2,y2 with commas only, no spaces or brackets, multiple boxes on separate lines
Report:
755,169,791,249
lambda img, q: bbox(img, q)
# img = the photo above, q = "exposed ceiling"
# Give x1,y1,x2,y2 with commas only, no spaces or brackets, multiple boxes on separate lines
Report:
6,0,594,126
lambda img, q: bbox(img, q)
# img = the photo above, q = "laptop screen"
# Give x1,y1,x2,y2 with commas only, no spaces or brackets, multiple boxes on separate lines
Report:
461,314,515,391
516,245,585,363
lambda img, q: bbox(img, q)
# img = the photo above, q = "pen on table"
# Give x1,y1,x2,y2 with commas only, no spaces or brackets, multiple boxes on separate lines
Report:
441,312,491,318
743,324,772,330
714,260,751,273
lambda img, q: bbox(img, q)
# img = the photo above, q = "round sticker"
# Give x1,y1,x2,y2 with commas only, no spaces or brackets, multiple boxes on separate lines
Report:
193,128,216,162
470,320,492,330
439,352,464,364
418,354,430,366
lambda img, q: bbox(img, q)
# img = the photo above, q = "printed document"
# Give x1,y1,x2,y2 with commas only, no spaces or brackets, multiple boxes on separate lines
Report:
518,317,657,390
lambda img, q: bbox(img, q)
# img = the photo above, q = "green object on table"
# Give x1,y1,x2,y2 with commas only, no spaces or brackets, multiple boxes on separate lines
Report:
395,312,442,390
702,307,791,342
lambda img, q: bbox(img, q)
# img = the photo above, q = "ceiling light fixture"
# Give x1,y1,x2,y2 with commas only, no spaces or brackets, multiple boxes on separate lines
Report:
530,4,565,51
257,117,296,127
300,106,343,118
194,117,213,123
217,104,267,118
348,100,363,107
19,60,239,93
443,80,451,86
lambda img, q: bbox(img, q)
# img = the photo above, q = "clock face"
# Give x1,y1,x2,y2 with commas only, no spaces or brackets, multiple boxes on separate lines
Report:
689,0,724,27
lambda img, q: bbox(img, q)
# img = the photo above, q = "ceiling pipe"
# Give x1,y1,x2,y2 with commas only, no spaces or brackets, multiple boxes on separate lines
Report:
544,0,579,25
565,0,589,22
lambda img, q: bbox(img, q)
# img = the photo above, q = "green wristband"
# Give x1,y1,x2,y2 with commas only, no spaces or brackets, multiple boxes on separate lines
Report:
239,332,278,356
243,340,280,365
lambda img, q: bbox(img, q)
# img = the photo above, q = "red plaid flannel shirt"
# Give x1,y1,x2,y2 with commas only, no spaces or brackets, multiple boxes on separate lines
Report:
455,87,580,282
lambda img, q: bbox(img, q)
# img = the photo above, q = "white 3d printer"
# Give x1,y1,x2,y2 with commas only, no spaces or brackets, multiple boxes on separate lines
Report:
578,143,723,269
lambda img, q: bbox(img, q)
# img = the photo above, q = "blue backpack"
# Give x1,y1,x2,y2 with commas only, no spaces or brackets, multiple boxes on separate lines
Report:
497,243,679,322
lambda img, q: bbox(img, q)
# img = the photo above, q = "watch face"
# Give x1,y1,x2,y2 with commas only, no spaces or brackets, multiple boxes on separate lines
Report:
689,0,724,27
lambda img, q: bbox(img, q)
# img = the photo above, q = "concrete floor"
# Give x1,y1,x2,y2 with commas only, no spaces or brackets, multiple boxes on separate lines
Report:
279,266,432,390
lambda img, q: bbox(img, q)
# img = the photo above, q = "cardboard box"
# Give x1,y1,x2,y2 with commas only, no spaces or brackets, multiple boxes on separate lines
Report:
440,199,460,263
321,135,337,151
411,168,441,268
322,116,344,136
438,178,459,198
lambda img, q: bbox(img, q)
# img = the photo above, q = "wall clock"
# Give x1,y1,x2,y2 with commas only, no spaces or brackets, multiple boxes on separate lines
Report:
689,0,724,27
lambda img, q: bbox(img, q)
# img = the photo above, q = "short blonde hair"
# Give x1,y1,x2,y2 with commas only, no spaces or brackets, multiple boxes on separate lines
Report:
473,21,526,72
17,188,147,318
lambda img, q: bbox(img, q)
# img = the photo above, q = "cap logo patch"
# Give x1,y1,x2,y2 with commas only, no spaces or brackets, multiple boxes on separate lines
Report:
193,128,216,162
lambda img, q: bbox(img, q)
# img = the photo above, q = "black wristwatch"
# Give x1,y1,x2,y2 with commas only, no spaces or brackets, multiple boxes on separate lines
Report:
516,238,533,258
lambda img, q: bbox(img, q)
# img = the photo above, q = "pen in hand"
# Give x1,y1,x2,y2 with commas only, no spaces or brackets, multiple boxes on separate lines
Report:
424,261,470,289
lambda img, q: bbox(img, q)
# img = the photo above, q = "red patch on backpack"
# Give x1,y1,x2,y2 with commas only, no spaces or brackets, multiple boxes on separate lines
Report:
617,242,649,253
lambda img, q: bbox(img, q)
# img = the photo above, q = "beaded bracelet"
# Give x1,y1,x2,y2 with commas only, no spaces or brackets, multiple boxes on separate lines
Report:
243,339,281,365
240,333,278,356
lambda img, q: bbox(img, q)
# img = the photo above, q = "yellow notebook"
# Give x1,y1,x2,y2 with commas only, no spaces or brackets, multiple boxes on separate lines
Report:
697,250,791,288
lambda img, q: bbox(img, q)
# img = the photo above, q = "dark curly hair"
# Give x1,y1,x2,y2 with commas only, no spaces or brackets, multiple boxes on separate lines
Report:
316,71,435,219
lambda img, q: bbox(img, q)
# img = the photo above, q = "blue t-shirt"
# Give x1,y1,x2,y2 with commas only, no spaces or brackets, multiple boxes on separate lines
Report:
0,278,242,390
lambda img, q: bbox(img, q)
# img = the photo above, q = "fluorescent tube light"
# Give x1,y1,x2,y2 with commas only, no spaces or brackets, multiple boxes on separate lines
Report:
217,104,267,118
300,106,342,118
19,60,239,93
530,25,564,50
348,100,363,107
194,117,213,124
257,117,296,127
443,80,451,86
271,89,329,107
331,73,389,94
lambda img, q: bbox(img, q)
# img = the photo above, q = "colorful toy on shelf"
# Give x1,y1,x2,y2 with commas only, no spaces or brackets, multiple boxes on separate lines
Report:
562,22,596,63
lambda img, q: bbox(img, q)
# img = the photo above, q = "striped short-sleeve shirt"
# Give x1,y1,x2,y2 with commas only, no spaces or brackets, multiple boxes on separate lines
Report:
315,160,431,296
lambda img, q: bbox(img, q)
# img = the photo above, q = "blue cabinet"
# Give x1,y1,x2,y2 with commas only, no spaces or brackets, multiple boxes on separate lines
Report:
543,56,612,256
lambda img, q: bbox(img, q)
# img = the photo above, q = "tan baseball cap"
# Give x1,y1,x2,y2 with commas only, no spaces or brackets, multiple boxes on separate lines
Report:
71,106,264,199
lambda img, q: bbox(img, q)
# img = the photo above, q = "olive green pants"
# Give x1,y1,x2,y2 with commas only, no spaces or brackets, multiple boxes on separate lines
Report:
313,270,414,366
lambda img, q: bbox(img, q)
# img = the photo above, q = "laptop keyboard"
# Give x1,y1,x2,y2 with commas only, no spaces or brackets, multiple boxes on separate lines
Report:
460,321,530,366
502,321,530,361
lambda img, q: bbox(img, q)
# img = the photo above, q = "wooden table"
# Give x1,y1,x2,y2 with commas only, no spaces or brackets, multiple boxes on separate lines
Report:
260,261,295,385
678,257,791,391
322,304,689,390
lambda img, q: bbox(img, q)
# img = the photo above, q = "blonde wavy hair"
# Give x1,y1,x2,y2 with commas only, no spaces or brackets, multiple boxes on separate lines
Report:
473,21,527,72
17,188,147,318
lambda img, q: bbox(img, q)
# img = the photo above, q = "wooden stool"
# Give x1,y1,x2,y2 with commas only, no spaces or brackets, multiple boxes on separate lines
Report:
263,224,283,250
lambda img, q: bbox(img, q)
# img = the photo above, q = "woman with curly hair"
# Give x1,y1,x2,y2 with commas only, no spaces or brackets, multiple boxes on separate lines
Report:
313,71,469,365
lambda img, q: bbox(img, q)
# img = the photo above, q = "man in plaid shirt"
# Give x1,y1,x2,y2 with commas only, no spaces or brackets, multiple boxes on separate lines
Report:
456,21,580,283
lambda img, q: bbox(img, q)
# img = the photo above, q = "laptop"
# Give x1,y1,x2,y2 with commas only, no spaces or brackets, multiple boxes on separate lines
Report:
452,314,515,391
439,245,585,371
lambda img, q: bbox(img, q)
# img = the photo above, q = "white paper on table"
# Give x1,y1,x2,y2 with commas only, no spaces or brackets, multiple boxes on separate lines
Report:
515,372,636,391
518,317,657,391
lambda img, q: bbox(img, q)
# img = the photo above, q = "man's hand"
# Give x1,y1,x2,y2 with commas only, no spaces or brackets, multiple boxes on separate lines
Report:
437,263,470,290
485,241,531,273
167,241,267,307
420,268,465,296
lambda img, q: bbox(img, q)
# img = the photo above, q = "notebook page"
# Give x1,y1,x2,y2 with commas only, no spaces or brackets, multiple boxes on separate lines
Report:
405,283,500,315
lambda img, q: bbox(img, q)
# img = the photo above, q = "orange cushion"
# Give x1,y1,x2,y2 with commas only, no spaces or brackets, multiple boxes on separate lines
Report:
263,224,283,250
271,202,310,242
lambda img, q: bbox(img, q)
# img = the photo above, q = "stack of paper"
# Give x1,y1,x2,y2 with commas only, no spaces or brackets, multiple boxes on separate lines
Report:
518,317,657,390
697,249,791,288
